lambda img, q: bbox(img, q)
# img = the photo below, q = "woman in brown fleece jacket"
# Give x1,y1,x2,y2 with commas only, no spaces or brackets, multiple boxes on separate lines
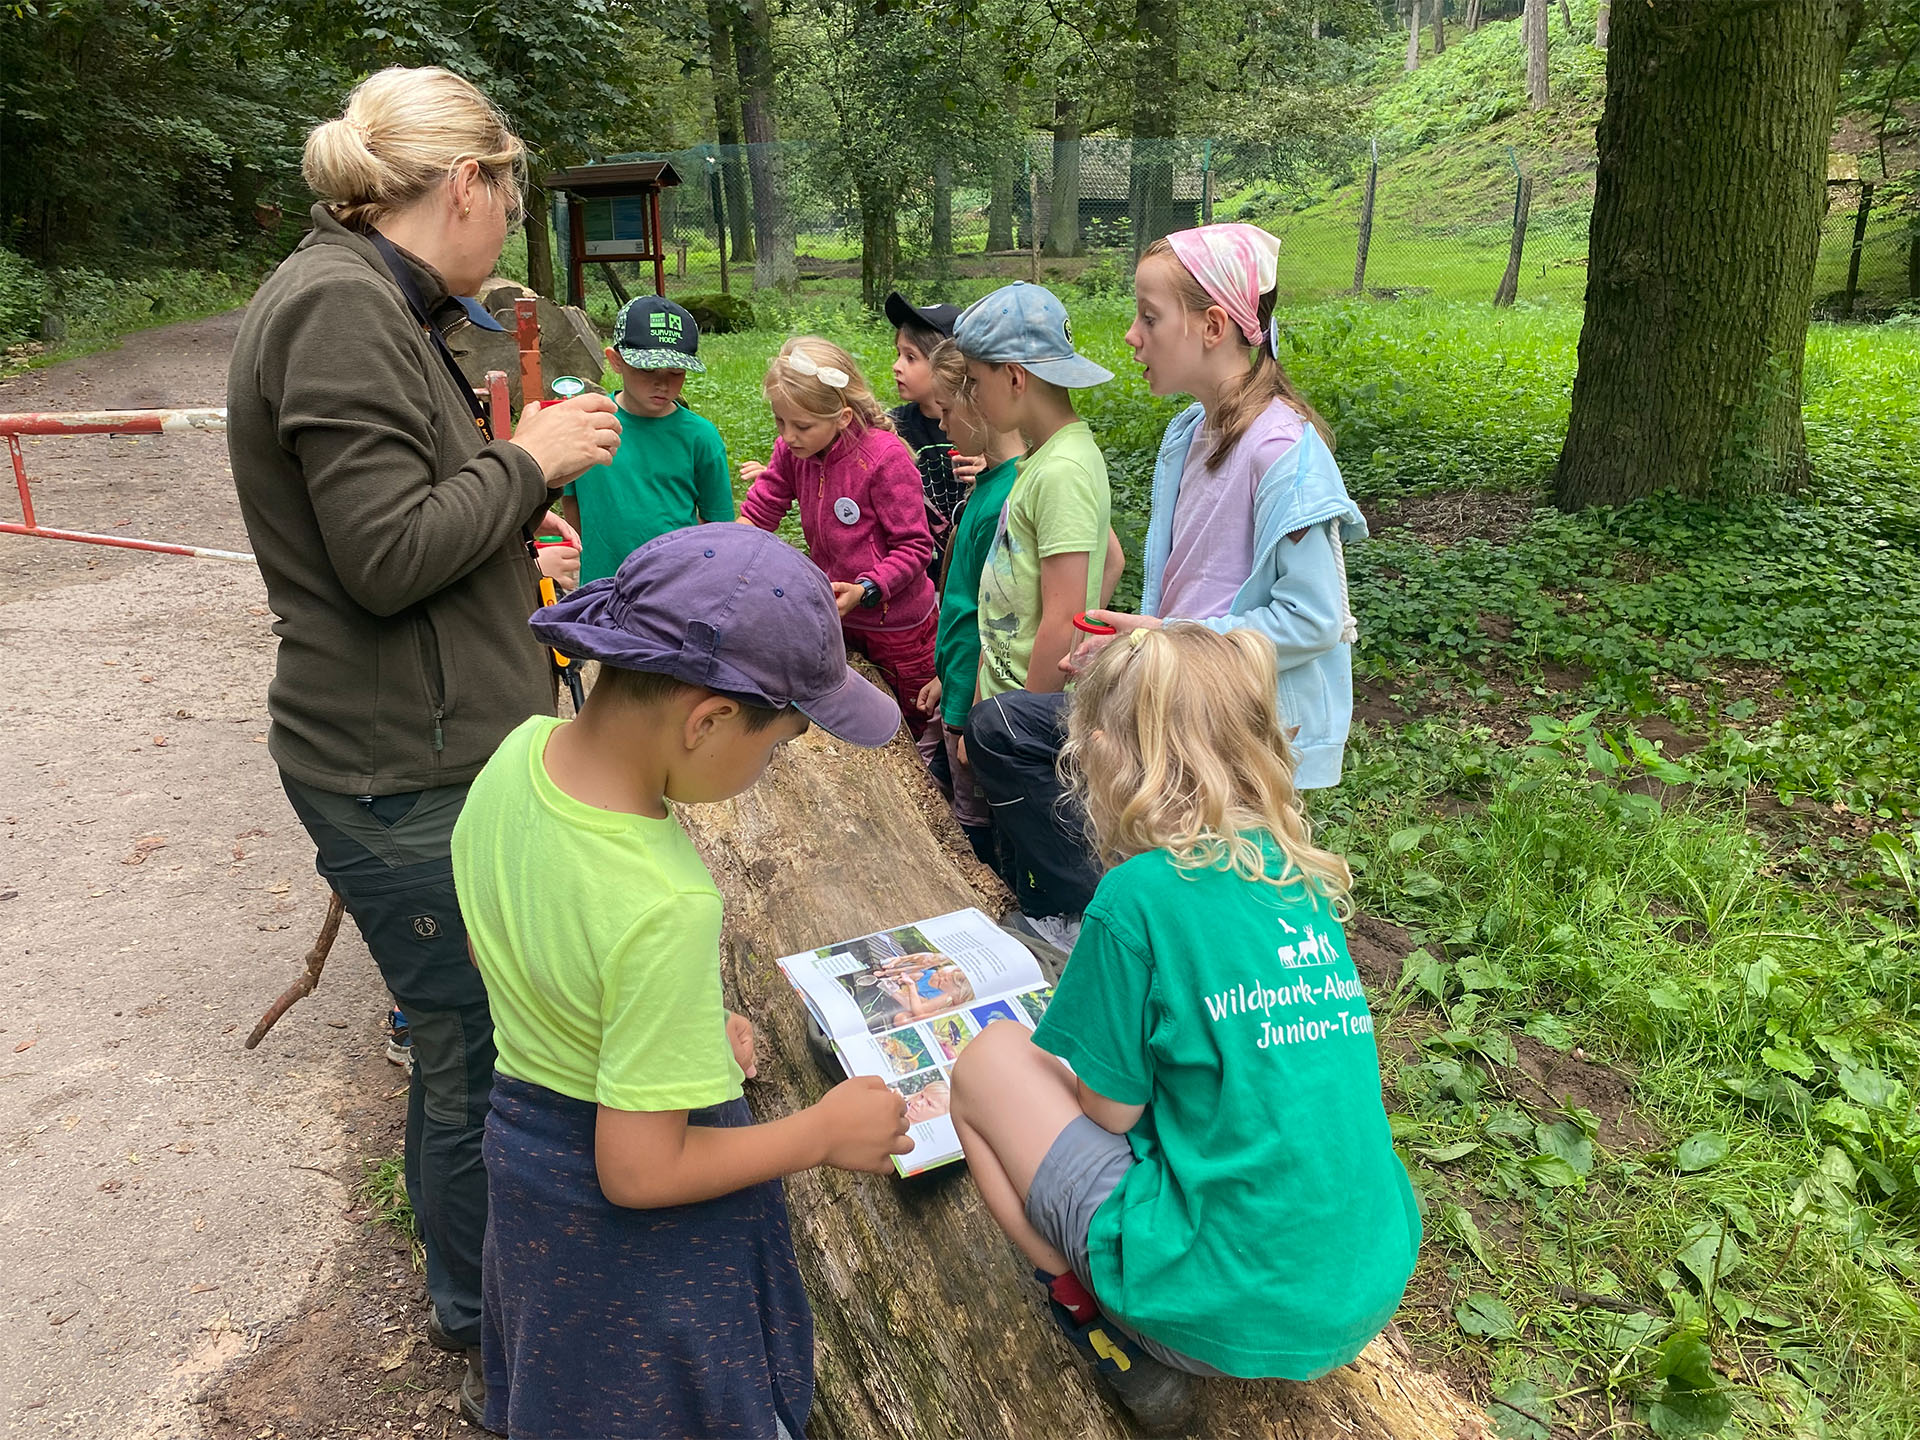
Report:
225,67,619,1431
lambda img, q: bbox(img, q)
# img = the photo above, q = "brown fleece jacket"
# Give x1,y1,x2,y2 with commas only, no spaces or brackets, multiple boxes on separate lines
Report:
228,204,554,794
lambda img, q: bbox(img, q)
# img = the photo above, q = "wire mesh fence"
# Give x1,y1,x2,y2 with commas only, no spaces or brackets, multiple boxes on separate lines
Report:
561,138,1915,317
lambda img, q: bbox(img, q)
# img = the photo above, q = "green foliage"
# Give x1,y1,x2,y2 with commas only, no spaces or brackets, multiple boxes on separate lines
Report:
1324,727,1920,1439
0,248,51,348
677,292,757,335
355,1154,424,1271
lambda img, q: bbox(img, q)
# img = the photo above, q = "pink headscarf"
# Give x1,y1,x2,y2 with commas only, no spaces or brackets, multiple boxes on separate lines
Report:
1164,224,1283,348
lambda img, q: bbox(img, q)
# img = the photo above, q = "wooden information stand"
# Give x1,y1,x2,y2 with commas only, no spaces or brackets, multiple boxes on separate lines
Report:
544,160,682,304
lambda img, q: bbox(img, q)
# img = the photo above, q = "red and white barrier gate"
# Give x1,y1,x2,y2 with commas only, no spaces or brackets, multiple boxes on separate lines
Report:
1,370,514,564
0,407,253,561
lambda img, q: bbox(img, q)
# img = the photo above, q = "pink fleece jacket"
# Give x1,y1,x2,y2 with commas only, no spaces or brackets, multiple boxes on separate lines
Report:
739,424,937,633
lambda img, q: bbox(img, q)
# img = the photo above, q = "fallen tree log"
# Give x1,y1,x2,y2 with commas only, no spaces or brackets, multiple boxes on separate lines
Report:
680,726,1489,1440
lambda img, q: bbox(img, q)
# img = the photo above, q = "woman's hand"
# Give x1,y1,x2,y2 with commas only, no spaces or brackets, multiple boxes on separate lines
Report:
511,394,621,488
916,676,943,713
726,1011,759,1081
739,458,767,486
831,581,864,617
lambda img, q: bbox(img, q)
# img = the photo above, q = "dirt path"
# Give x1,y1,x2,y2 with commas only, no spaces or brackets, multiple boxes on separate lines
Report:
0,317,466,1438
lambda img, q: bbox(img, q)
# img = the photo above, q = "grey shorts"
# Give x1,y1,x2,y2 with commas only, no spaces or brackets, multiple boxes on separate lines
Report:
1024,1116,1225,1376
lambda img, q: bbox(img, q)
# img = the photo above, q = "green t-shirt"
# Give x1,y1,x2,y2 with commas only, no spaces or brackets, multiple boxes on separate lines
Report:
975,420,1109,698
450,715,742,1111
563,400,735,584
934,456,1020,727
1031,838,1421,1379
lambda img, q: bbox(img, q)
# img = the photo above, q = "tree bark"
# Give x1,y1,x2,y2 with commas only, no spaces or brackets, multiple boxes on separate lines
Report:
706,0,755,264
1045,97,1083,258
1524,0,1549,108
1493,173,1532,306
1558,0,1573,34
1432,0,1446,56
1406,2,1422,70
931,157,954,259
523,186,556,300
1553,0,1866,509
675,727,1494,1440
1129,0,1181,256
737,0,796,289
859,182,897,310
1466,0,1482,34
1595,0,1610,47
988,149,1016,252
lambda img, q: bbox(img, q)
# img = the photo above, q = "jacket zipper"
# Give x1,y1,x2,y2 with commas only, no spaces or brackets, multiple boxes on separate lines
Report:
417,611,448,753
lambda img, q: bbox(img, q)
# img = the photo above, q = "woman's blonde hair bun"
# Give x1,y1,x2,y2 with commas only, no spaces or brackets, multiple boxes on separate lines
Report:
303,66,525,228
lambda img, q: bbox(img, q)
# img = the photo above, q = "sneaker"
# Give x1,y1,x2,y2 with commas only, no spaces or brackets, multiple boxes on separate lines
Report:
425,1305,466,1354
457,1351,500,1434
998,911,1073,982
1037,1269,1196,1435
385,1008,413,1072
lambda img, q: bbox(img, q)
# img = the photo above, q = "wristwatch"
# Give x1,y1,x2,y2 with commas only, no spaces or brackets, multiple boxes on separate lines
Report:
857,577,882,609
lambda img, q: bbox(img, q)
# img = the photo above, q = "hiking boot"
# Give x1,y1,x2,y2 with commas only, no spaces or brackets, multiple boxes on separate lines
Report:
425,1305,467,1354
385,1008,413,1072
1037,1269,1196,1435
457,1351,500,1434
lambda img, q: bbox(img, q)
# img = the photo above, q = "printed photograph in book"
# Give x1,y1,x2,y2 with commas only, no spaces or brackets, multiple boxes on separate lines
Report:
815,923,977,1032
894,1066,952,1125
776,909,1056,1176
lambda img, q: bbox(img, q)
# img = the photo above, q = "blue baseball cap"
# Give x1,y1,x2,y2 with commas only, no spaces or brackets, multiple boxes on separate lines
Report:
953,282,1113,388
530,524,901,747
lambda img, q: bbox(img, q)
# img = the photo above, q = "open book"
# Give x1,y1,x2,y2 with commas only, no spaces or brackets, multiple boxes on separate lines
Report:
775,908,1057,1177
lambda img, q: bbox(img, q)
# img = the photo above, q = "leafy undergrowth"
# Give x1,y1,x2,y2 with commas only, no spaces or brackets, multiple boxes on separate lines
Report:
1325,729,1920,1440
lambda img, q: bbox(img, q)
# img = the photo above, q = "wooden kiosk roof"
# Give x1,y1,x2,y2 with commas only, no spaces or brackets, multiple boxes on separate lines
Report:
542,161,682,196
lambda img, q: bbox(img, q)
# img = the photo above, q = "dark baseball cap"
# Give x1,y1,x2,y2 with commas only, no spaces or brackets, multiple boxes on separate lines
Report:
612,295,704,373
884,291,960,339
530,524,901,747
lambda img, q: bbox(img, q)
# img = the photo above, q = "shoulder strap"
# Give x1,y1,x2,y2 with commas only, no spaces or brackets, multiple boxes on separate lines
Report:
365,229,493,444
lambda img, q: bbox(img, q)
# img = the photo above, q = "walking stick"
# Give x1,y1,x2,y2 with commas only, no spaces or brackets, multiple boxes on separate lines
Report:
244,889,346,1049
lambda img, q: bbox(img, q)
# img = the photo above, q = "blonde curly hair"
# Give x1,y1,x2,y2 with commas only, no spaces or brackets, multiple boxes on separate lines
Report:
1062,625,1351,905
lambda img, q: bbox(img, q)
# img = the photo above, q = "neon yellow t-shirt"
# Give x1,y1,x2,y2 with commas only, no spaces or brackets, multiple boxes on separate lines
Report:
451,715,742,1111
975,419,1110,698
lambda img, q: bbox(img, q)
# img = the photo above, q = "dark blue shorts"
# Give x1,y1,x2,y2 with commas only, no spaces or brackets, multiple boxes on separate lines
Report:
481,1074,813,1439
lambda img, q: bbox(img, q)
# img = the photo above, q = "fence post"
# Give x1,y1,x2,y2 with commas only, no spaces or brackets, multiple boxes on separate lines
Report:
1351,138,1379,296
709,154,730,296
1494,150,1532,307
1201,140,1213,226
1843,181,1874,319
1028,154,1040,284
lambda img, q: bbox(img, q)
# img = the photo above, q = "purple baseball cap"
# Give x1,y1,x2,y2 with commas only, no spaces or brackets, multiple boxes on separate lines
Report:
530,523,901,747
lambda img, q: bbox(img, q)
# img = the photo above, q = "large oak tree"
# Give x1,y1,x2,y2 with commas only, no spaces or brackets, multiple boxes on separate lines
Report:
1554,0,1866,509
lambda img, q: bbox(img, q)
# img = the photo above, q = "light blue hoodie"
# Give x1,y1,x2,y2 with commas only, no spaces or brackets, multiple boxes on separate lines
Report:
1139,403,1367,790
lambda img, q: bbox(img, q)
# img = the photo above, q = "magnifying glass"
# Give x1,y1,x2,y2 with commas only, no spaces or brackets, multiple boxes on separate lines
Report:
1072,613,1117,636
550,375,588,399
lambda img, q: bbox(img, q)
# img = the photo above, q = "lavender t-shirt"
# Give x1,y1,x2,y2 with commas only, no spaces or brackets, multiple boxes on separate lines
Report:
1157,400,1306,621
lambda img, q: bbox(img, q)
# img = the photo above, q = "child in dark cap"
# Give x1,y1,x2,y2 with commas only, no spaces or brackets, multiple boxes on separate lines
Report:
450,524,913,1439
562,295,736,583
885,290,980,573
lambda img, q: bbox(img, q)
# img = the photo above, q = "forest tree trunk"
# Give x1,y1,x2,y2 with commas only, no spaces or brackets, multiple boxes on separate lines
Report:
1558,0,1574,33
1553,0,1866,509
988,148,1016,251
1432,0,1446,56
1129,0,1181,256
1524,0,1549,107
674,726,1493,1440
737,0,796,289
1406,2,1422,70
1595,0,1610,47
932,158,954,260
706,0,755,263
523,187,555,300
858,183,897,310
1045,98,1083,258
1466,0,1482,34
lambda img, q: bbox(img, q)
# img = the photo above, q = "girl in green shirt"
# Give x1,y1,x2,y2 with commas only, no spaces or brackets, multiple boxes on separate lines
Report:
949,625,1420,1431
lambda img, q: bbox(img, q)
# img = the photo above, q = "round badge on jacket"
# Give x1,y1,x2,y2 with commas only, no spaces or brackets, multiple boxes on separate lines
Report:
834,497,861,526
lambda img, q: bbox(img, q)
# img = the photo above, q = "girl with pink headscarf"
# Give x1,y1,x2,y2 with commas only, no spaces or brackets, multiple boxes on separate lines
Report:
1081,222,1367,792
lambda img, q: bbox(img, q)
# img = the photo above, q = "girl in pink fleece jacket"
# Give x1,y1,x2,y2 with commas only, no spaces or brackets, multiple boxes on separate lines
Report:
739,337,940,739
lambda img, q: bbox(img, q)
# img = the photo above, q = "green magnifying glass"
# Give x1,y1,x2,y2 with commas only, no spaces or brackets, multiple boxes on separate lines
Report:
550,375,587,399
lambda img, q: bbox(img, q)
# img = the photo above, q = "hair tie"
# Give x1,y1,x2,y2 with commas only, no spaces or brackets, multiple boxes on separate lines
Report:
1267,314,1280,357
1128,628,1150,650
